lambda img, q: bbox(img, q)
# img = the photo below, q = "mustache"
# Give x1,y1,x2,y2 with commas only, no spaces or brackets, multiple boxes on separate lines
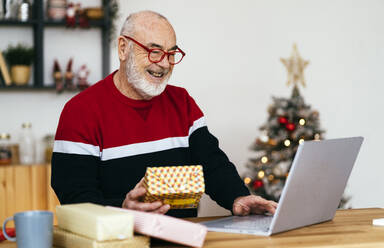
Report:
146,65,170,75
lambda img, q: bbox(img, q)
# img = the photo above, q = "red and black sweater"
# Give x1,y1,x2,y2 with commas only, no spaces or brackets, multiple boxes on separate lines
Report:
51,72,249,217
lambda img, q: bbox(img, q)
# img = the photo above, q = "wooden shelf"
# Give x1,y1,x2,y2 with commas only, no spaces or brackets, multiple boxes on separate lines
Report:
44,19,105,27
0,0,111,92
0,19,37,26
0,84,81,92
0,85,55,91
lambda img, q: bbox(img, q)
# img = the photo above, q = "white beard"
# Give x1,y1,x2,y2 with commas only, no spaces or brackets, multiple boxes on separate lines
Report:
125,51,170,100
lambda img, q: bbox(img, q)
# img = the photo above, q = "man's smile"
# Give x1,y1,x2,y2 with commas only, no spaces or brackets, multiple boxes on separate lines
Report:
147,69,165,78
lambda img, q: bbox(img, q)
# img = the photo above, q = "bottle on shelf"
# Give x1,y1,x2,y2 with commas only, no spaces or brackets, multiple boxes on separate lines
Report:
0,133,12,165
19,122,35,165
18,0,31,22
43,134,54,163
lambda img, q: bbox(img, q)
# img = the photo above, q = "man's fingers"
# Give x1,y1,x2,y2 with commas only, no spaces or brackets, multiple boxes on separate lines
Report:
127,187,146,200
269,200,278,207
233,204,242,216
251,196,270,206
234,204,249,216
264,202,276,214
154,204,170,214
250,200,277,214
234,195,278,216
233,201,251,216
248,196,277,213
132,201,163,212
269,200,278,209
134,178,145,189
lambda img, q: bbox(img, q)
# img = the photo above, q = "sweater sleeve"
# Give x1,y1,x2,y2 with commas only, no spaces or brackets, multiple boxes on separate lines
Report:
186,93,250,211
51,99,123,207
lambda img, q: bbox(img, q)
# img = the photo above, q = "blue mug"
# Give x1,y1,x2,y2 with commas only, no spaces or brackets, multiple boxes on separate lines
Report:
2,210,53,248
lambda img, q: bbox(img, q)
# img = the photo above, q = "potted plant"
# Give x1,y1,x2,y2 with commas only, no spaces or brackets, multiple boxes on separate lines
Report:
3,44,34,86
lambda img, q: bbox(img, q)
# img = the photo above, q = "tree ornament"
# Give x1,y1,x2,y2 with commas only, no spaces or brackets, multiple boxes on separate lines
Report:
280,43,309,88
278,116,288,125
312,111,319,118
286,123,296,131
276,108,285,116
260,133,269,143
252,180,264,190
268,105,275,115
273,166,284,177
268,139,277,146
268,174,275,181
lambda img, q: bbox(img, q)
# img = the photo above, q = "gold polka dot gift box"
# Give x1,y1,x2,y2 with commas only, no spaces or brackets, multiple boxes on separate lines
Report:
143,165,205,209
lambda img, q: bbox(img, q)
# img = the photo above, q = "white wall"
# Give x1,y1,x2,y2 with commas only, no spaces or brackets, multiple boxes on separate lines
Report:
1,0,383,216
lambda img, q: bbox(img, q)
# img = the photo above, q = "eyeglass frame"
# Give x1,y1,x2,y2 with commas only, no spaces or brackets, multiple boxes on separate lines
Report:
122,35,186,65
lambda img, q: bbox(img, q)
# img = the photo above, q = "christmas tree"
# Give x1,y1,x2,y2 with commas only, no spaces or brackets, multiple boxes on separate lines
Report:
244,44,325,202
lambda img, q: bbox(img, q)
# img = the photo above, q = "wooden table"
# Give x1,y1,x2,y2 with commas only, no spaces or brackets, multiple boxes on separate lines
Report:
155,208,384,248
1,208,384,248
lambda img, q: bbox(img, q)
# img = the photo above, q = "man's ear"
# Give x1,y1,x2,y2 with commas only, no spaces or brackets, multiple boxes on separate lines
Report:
118,36,130,61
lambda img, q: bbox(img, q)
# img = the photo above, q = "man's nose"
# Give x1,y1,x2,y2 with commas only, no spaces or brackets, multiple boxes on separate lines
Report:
157,55,171,68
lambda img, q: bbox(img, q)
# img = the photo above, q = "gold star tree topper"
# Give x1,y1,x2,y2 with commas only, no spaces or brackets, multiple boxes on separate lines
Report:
280,44,309,88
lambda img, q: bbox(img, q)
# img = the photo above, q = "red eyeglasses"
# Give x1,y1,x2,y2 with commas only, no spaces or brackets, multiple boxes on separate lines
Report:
122,35,186,65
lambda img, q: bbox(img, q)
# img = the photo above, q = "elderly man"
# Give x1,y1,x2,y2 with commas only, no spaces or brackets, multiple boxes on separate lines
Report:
52,11,277,218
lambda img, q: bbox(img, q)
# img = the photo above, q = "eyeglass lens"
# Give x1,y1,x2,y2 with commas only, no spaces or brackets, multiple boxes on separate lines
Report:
149,50,183,64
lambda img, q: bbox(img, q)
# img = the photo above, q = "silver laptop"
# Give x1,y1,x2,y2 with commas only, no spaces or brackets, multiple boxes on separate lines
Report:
201,137,363,236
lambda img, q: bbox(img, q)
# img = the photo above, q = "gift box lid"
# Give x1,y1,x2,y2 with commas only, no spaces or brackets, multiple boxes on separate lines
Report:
145,165,205,194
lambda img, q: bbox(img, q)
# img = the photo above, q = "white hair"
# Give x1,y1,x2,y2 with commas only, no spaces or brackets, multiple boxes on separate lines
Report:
120,10,168,36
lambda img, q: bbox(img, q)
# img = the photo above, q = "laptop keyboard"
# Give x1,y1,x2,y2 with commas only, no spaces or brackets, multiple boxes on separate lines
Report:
223,215,273,231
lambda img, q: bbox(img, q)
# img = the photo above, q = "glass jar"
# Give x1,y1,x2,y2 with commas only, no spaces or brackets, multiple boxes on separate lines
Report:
19,122,36,165
18,0,31,22
43,134,54,163
0,133,12,165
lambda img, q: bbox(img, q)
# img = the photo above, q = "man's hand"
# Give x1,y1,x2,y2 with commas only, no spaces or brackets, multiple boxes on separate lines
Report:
233,195,278,216
122,178,170,214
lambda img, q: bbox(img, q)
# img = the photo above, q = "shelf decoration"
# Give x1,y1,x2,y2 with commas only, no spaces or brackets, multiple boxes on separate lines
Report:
77,6,89,28
47,0,67,21
64,58,75,90
0,0,111,90
18,0,31,22
53,59,90,93
4,0,18,19
103,0,119,42
3,43,34,85
65,2,76,27
0,51,12,86
77,64,90,90
63,2,90,28
53,59,64,93
84,7,103,20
